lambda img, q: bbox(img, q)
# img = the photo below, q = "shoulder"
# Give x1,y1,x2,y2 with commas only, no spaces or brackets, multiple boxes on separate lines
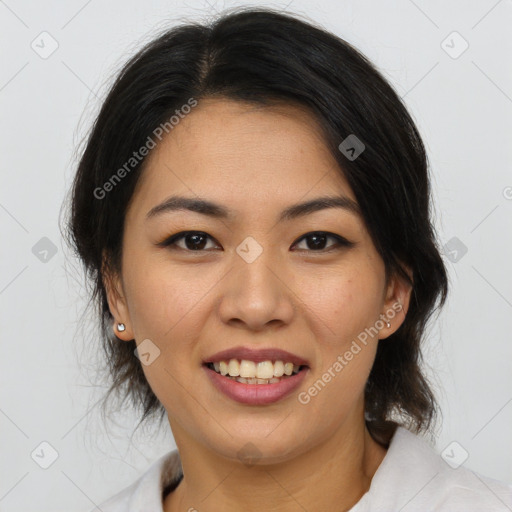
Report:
356,427,512,512
87,450,182,512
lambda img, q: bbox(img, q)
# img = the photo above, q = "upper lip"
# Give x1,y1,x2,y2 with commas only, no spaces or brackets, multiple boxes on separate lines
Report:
204,346,310,367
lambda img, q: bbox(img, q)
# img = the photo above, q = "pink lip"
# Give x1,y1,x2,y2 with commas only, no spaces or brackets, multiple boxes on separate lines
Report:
203,346,310,366
203,365,309,405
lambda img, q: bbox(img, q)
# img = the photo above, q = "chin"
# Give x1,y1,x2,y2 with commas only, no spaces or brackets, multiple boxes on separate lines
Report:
205,429,309,467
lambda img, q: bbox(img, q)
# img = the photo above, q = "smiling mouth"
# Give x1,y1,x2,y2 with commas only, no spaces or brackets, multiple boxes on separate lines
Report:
204,359,308,385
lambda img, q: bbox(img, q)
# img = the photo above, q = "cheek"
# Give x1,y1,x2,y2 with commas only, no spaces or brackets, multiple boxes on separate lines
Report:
298,343,378,439
123,254,218,344
121,256,216,413
295,262,383,345
295,262,382,402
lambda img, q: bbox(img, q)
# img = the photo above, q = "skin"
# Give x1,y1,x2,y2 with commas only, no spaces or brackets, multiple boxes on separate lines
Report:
104,98,412,512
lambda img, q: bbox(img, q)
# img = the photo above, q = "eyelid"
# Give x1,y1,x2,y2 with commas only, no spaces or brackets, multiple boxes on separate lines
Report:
291,232,355,252
156,231,220,250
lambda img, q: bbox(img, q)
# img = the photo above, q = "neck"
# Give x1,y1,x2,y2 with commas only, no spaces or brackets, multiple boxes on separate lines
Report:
164,412,388,512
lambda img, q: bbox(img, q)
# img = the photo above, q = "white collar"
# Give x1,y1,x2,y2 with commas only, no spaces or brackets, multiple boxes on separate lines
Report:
98,426,512,511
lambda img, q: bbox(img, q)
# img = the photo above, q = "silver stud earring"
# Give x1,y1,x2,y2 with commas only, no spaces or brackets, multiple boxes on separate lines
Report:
116,323,126,332
380,315,391,329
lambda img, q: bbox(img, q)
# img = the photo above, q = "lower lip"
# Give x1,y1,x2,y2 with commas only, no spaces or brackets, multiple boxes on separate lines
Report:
203,365,309,405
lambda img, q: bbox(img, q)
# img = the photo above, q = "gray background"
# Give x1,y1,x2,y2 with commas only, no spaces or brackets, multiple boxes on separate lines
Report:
1,0,511,510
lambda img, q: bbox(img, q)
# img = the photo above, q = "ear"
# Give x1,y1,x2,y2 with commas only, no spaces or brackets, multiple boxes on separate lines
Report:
102,251,134,341
378,265,413,340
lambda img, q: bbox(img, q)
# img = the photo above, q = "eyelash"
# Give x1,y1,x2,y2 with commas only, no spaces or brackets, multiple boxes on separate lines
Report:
156,230,355,254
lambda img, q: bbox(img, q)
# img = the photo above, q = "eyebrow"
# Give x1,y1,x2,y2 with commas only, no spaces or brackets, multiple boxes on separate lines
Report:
146,194,361,222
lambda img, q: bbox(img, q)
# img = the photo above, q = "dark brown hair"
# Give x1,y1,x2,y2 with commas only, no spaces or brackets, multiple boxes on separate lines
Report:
63,7,449,442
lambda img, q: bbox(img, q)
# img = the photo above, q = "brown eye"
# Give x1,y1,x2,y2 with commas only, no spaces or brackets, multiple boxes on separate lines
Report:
157,231,219,251
292,232,354,252
157,230,354,253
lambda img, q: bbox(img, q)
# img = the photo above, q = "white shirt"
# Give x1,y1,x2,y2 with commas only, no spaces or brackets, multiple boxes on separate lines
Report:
92,427,512,511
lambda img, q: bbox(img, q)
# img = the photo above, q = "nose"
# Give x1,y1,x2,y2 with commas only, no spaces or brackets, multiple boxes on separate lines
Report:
217,245,295,332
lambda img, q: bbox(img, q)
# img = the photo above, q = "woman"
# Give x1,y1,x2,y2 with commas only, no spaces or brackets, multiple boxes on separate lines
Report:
65,7,512,512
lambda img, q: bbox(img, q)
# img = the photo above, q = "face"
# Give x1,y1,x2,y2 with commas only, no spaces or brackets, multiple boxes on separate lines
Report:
105,98,411,464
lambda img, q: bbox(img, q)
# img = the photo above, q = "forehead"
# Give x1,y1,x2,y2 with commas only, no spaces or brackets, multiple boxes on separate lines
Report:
129,98,358,220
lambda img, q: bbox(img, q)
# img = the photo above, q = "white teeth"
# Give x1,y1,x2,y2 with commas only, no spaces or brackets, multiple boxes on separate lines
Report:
273,360,284,377
228,359,239,376
209,358,304,382
240,360,256,378
256,361,274,379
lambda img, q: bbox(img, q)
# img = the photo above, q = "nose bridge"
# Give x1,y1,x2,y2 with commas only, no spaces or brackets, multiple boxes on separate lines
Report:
218,234,295,329
237,235,279,291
